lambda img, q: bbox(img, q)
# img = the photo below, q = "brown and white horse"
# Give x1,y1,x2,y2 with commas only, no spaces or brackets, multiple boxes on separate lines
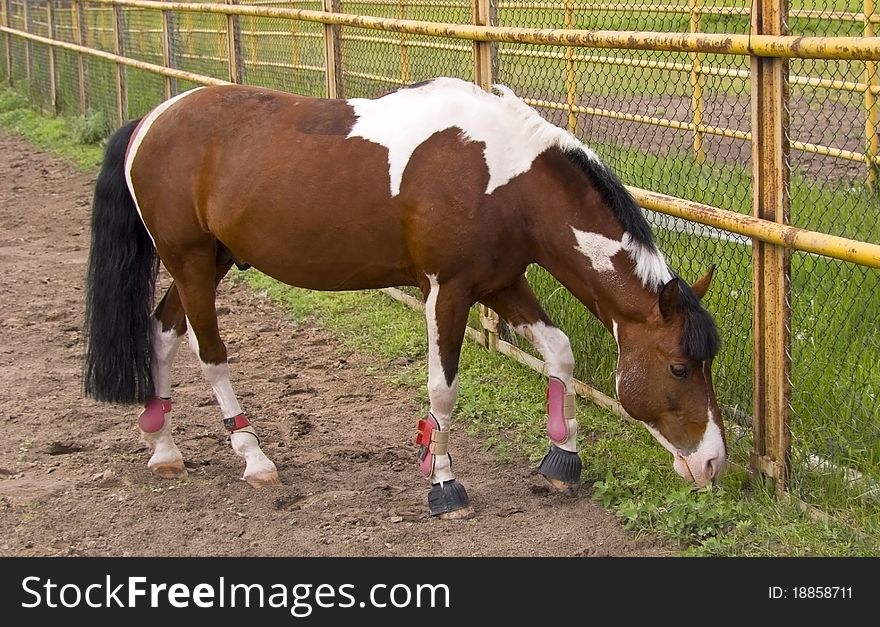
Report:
83,77,725,518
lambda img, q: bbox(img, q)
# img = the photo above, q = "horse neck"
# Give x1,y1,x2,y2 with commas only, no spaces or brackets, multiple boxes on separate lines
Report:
525,157,670,332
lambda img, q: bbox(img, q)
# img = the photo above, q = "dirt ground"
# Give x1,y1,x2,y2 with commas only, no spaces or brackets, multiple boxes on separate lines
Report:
0,129,673,557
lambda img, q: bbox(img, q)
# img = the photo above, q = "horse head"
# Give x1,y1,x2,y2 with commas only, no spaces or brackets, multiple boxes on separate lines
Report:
613,266,726,486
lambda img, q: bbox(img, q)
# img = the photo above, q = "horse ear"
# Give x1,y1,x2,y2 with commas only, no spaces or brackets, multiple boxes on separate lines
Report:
658,278,683,321
690,264,716,300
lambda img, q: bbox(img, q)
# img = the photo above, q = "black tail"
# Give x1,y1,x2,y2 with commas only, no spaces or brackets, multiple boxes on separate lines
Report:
83,118,157,404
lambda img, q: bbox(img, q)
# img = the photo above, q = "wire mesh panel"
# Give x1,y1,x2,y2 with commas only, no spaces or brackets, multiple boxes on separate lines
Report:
169,8,229,82
7,1,29,89
50,2,86,116
338,0,472,98
239,1,326,96
77,2,119,123
783,1,880,513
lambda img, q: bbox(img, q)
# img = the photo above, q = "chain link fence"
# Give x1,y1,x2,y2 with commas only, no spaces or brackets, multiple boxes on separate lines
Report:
1,0,878,522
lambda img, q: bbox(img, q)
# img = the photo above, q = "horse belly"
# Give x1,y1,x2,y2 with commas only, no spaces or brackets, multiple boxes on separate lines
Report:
208,176,415,291
231,221,414,291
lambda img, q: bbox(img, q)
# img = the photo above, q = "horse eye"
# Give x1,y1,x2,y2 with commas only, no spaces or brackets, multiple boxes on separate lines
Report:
669,364,690,379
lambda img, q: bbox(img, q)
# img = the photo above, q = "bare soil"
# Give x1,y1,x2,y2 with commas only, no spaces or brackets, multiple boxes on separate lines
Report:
0,129,674,557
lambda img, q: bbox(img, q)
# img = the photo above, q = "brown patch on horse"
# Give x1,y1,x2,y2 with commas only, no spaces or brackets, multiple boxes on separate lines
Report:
295,99,358,136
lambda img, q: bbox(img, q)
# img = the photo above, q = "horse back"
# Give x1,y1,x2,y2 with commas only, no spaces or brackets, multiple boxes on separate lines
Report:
127,85,418,290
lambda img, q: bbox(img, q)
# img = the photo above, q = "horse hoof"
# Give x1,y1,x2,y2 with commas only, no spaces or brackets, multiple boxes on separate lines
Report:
542,476,579,495
244,470,282,488
149,460,188,479
438,506,475,520
537,444,582,491
428,479,471,517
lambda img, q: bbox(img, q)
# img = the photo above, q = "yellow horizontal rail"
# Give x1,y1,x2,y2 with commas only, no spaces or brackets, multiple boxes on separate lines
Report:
495,2,880,24
0,25,230,86
83,0,880,60
630,186,880,268
345,33,470,52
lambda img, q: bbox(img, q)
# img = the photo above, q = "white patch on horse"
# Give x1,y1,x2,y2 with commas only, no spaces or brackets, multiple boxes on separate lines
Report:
141,417,185,474
612,319,622,400
643,423,678,457
150,318,182,399
642,366,726,486
515,321,575,385
124,87,205,245
622,234,673,289
686,414,725,486
571,228,624,273
185,317,243,419
424,274,456,483
347,77,590,196
571,226,672,290
684,362,726,485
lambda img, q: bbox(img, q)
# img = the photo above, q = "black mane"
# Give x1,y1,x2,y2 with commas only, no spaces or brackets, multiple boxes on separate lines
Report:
560,147,656,250
677,278,721,361
560,147,720,360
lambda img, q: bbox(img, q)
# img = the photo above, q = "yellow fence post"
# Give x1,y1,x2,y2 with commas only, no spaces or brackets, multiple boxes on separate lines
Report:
160,2,173,98
866,0,879,192
182,6,192,59
72,0,87,113
322,0,342,98
3,0,12,86
112,0,127,124
398,0,409,84
750,0,792,496
564,0,577,133
22,0,31,84
226,0,242,83
690,0,705,163
47,0,59,112
473,0,499,352
290,9,300,77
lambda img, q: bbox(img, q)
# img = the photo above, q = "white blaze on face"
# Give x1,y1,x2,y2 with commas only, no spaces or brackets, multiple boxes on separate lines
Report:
642,367,726,487
686,416,726,485
571,227,672,289
347,77,590,197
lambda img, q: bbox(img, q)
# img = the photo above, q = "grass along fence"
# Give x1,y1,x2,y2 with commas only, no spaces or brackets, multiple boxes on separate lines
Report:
1,0,879,532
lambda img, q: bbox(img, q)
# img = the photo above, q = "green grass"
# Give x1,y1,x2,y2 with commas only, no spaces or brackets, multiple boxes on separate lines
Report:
0,88,103,170
237,271,877,555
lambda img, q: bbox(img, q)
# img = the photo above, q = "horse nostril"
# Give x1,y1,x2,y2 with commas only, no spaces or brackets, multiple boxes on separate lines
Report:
704,455,725,479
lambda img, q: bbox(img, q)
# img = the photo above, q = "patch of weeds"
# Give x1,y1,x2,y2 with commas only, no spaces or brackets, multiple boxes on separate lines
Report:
70,110,111,145
593,469,749,547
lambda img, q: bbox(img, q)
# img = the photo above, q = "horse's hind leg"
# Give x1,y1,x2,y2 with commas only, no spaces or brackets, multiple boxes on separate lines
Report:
418,275,474,519
167,250,280,488
481,276,582,493
137,284,188,478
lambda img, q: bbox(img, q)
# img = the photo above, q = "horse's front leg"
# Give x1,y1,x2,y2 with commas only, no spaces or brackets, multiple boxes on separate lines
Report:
481,276,582,493
418,274,474,519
